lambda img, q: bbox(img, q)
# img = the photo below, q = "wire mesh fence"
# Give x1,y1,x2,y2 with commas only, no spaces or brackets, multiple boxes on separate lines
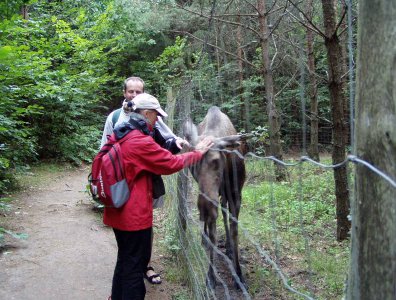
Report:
153,2,395,297
160,149,395,300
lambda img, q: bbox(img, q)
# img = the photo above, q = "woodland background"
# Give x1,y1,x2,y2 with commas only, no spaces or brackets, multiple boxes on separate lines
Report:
0,0,356,196
2,1,396,299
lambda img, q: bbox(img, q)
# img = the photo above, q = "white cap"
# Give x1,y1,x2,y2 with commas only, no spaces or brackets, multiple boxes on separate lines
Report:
132,93,168,117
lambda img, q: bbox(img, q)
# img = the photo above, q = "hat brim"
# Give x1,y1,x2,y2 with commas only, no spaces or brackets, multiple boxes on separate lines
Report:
156,108,168,117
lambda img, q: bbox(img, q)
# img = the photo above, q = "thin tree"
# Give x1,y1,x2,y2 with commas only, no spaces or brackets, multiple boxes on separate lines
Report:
286,0,351,240
178,1,287,179
21,4,28,20
321,0,350,240
236,3,247,131
306,0,319,161
347,0,396,298
338,3,350,130
258,0,285,180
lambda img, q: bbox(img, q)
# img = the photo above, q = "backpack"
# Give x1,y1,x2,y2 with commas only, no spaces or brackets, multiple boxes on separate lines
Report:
88,132,133,208
111,108,122,128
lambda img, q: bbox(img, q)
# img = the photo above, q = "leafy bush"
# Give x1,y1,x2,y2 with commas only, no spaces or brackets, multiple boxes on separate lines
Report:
58,125,102,165
0,2,122,193
242,125,269,155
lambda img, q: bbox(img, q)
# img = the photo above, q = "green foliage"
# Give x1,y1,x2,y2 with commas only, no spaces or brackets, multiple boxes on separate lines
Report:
0,227,28,241
242,125,269,155
153,36,187,79
149,36,189,101
0,0,37,20
0,0,189,194
163,200,183,255
0,1,122,194
171,292,190,300
58,125,102,165
0,216,29,246
0,197,12,211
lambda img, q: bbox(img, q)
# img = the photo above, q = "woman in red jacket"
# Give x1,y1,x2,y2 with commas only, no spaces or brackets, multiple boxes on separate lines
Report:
104,93,213,300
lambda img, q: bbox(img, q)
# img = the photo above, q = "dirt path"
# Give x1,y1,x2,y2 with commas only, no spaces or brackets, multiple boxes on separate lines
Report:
0,165,179,300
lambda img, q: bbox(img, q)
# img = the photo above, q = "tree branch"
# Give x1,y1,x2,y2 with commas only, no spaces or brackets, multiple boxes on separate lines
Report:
286,0,326,38
171,30,258,69
270,34,278,70
275,70,298,98
177,4,261,37
335,6,347,35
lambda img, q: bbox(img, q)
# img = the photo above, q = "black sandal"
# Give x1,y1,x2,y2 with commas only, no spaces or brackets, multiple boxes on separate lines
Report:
144,266,162,284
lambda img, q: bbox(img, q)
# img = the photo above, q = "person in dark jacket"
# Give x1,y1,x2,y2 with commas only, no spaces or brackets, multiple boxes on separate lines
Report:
101,77,187,284
104,93,213,300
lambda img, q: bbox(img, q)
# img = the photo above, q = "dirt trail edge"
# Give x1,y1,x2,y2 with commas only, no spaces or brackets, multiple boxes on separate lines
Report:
0,166,176,300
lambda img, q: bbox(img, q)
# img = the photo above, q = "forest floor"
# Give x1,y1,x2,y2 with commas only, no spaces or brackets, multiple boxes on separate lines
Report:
0,164,188,300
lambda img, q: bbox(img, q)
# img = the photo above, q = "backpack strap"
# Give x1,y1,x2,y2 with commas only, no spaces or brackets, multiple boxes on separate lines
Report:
111,108,122,129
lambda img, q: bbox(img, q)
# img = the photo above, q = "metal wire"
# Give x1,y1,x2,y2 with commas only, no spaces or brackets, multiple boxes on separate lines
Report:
164,147,395,300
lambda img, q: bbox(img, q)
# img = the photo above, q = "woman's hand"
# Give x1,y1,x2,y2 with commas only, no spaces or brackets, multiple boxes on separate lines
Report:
195,137,214,154
175,137,190,149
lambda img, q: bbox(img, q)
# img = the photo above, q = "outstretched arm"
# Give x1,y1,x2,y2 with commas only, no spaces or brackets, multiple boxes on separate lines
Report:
124,135,213,176
154,117,189,154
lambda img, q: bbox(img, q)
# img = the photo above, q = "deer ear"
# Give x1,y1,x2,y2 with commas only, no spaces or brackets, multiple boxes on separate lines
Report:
183,118,199,146
214,135,242,149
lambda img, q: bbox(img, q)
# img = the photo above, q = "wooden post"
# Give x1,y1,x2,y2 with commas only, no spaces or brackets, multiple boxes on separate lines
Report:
347,0,396,298
165,86,176,131
175,84,192,232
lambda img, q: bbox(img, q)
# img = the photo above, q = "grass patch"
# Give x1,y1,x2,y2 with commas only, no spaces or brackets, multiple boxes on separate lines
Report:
171,290,192,300
160,156,351,299
14,161,74,190
238,158,350,299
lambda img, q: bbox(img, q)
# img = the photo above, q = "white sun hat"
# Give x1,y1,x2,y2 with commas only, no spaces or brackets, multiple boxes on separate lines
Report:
132,93,168,117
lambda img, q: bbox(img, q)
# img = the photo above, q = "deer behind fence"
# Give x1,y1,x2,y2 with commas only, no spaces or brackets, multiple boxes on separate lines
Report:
183,106,246,289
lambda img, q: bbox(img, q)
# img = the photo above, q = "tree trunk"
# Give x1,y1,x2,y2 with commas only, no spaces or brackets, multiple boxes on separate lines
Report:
214,22,224,105
166,86,176,131
321,0,350,240
306,0,320,161
219,24,229,107
177,84,192,232
258,0,285,180
236,7,248,132
21,5,29,20
347,1,396,299
338,3,350,145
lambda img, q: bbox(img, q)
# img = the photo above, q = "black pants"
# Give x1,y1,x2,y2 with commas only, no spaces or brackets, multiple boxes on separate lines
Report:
111,227,152,300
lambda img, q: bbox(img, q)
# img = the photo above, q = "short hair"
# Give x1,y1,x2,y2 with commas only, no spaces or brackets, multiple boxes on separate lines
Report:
123,76,145,92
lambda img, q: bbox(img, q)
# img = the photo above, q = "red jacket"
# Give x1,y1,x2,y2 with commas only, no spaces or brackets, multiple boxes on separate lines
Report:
103,129,202,231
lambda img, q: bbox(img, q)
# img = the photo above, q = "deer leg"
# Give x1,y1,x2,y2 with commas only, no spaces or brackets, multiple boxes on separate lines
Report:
221,196,232,257
228,192,245,289
206,218,217,289
201,221,210,250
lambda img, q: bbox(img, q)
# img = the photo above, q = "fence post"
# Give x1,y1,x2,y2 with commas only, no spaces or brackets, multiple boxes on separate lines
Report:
177,169,188,231
175,84,191,232
165,86,176,131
